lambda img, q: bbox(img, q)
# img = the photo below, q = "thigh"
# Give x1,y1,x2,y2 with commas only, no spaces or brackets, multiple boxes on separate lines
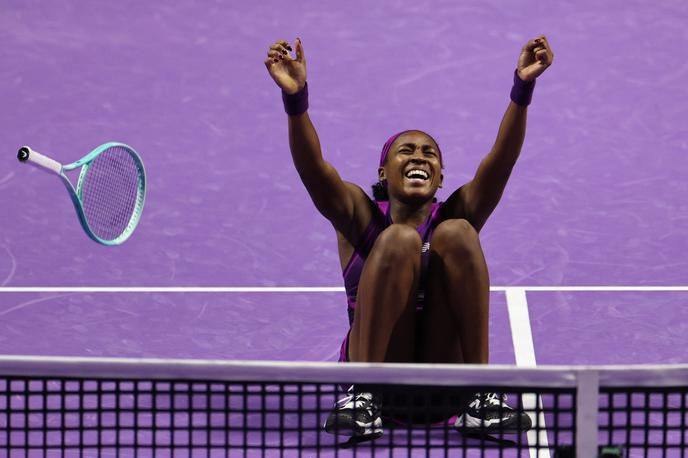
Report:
417,253,464,364
348,225,421,362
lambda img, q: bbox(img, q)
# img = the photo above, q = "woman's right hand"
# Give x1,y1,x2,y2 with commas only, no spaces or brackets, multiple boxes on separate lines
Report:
264,38,307,95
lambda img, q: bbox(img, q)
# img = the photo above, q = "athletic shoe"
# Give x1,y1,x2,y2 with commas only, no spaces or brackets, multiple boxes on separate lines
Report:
454,392,532,434
324,385,383,439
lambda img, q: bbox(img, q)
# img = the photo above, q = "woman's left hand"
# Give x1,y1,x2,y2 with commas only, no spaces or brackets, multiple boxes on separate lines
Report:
517,35,554,82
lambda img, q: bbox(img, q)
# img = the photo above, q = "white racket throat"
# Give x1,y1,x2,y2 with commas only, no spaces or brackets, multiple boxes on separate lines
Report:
18,146,63,175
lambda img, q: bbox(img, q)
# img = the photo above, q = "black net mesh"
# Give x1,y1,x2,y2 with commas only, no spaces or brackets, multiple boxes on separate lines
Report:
598,386,688,456
1,374,569,456
0,369,686,456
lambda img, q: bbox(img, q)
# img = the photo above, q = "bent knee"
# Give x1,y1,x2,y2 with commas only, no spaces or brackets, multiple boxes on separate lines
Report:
431,219,481,254
372,224,422,259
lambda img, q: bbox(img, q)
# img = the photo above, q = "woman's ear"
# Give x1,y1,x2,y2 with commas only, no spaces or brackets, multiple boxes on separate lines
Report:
378,167,386,182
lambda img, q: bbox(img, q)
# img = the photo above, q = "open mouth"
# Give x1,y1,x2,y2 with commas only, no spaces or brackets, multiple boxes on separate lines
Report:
404,168,430,183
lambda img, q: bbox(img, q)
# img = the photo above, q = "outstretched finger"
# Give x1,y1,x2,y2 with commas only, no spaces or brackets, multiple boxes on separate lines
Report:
295,37,305,63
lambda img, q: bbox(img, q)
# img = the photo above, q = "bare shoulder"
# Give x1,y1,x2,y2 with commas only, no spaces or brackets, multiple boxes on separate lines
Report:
333,182,377,271
438,184,472,224
341,181,376,240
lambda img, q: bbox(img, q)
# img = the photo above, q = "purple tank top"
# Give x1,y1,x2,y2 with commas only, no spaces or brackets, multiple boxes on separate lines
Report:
342,201,444,326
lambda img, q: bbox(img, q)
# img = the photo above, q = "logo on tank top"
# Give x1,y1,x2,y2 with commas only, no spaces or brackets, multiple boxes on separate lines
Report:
421,242,430,253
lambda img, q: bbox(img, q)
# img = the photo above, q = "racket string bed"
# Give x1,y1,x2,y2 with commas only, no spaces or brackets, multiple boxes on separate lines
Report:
80,146,141,242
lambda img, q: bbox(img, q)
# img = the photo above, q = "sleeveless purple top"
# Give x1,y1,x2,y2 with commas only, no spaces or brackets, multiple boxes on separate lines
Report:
342,200,444,326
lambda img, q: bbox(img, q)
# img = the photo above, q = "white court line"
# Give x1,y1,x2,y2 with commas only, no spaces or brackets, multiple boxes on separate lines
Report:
506,288,550,458
0,285,687,293
496,286,688,292
0,287,347,293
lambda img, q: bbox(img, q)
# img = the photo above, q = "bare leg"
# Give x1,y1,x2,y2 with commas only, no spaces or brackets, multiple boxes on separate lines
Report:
349,224,421,363
420,219,490,364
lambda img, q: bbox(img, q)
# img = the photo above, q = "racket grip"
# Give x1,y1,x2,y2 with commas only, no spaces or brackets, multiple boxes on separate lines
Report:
17,146,63,174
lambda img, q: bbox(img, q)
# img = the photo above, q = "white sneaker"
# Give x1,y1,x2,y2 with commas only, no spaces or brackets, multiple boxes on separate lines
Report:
324,386,383,439
455,392,532,434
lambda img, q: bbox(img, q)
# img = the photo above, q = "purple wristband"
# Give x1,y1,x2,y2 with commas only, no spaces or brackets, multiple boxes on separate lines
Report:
510,69,536,106
282,82,309,116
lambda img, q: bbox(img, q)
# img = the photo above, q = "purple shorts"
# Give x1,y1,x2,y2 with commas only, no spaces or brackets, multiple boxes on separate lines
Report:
338,329,351,362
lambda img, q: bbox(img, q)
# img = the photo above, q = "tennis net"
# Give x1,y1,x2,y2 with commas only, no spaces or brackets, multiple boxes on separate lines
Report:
0,356,686,457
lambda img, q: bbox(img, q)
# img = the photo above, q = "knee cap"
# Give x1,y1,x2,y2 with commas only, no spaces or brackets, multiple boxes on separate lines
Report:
374,224,422,256
432,219,480,253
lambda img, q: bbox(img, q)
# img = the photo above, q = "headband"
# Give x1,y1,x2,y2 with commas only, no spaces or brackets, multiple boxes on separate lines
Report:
379,130,443,168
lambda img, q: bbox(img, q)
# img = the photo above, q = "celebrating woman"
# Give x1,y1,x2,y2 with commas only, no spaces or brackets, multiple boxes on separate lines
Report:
264,35,554,439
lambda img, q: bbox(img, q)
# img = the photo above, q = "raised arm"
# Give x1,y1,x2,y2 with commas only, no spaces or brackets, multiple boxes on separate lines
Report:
264,38,365,232
442,36,554,231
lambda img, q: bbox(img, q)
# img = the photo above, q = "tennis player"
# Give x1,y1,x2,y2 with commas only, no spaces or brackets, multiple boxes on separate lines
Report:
265,36,554,439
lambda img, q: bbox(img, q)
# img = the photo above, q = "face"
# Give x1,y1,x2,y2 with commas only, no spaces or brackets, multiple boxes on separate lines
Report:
378,130,443,204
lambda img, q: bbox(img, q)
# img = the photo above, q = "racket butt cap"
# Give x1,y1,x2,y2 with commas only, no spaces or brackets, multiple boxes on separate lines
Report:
17,146,30,162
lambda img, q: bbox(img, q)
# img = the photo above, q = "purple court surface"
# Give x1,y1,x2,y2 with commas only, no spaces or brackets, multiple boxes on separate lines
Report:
1,0,687,456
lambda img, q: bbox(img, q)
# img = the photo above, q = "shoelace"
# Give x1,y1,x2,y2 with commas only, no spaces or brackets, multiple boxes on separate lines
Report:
335,387,378,413
469,392,508,409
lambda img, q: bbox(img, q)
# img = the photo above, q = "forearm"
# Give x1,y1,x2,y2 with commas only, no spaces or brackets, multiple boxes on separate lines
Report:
489,101,527,171
461,101,527,229
282,84,327,176
454,36,552,227
284,92,348,212
285,96,353,223
287,111,327,177
266,38,354,221
486,67,536,172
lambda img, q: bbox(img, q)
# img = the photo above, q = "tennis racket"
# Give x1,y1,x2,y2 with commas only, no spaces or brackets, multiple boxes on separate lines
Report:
17,142,146,246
